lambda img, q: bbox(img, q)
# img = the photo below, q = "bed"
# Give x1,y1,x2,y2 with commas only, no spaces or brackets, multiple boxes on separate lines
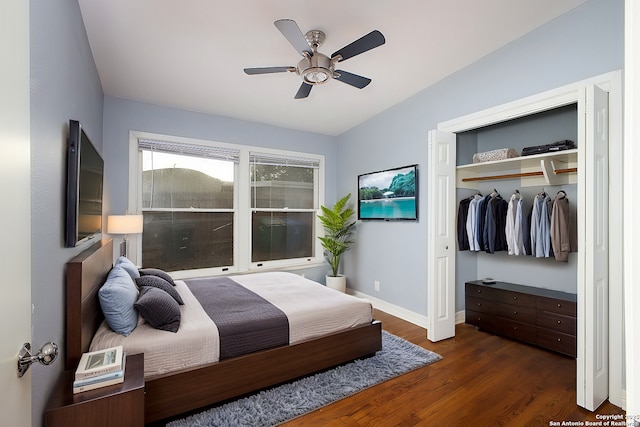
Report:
65,239,382,424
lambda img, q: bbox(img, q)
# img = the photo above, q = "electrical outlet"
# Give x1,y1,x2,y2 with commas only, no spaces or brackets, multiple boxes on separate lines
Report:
374,280,380,292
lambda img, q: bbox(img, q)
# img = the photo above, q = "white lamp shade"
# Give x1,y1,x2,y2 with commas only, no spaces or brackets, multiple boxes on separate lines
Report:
107,215,144,235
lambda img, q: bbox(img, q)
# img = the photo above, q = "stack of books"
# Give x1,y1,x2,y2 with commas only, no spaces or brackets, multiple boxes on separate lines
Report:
73,346,125,393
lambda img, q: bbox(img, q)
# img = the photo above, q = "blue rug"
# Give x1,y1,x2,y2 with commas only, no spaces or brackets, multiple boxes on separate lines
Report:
167,331,442,426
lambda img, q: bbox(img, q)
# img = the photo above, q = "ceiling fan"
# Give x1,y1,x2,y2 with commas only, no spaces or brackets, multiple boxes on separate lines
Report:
244,19,385,99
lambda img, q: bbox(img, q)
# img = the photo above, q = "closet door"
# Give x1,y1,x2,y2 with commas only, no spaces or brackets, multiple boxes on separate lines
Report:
427,130,457,342
577,84,609,410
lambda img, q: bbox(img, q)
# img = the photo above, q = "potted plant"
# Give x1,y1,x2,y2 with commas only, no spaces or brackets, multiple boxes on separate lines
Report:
318,193,356,292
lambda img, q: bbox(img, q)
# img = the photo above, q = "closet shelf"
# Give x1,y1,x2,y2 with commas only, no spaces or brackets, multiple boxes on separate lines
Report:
461,167,577,182
457,149,577,188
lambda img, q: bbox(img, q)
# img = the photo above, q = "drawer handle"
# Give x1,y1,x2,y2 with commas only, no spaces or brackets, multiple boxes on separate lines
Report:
557,338,562,342
557,303,562,308
557,320,562,324
513,311,518,315
477,303,482,307
513,326,518,330
513,296,518,300
477,290,482,293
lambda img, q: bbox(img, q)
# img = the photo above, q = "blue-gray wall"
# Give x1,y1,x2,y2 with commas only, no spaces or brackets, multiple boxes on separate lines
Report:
337,0,623,315
103,97,337,217
28,0,623,425
30,0,104,424
102,96,337,284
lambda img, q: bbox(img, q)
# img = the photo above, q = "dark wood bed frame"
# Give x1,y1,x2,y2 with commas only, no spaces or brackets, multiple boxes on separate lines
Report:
65,239,383,424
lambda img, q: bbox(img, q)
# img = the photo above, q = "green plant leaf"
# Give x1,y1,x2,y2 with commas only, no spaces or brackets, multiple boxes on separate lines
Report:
317,193,356,277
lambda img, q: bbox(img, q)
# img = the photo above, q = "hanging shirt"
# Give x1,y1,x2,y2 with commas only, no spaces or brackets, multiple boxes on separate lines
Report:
522,204,532,256
457,197,471,251
475,195,491,251
535,193,553,258
466,195,483,251
550,191,571,262
484,194,508,254
531,193,545,257
513,197,526,255
506,193,519,255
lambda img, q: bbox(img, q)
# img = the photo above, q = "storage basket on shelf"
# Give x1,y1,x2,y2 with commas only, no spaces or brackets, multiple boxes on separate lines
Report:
472,148,519,163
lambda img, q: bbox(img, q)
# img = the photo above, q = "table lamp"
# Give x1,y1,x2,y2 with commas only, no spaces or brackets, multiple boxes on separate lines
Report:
107,214,143,257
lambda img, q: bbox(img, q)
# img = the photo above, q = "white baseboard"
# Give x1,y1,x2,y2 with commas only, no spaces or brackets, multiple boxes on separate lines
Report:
348,289,466,330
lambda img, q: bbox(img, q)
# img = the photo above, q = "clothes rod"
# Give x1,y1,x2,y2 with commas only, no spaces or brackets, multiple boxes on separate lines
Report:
460,167,577,182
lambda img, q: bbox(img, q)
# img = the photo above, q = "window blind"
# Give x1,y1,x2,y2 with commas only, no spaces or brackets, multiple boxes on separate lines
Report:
138,138,240,163
249,152,320,168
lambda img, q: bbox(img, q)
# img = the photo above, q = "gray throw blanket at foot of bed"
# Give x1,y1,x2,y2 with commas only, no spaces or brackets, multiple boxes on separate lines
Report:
184,276,290,359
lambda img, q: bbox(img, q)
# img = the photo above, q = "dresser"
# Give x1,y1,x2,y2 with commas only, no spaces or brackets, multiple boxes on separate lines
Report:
465,280,577,357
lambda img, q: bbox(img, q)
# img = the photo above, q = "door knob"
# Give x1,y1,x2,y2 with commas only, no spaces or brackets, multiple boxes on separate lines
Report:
17,342,58,377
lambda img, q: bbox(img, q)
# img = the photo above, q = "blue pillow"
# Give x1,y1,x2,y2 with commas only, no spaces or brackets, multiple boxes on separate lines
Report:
99,266,139,336
115,256,140,280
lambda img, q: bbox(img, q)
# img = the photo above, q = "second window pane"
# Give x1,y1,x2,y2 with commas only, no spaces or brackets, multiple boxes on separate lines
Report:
252,211,314,262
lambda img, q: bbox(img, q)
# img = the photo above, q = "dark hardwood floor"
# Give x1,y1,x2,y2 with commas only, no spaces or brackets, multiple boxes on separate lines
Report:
280,309,625,426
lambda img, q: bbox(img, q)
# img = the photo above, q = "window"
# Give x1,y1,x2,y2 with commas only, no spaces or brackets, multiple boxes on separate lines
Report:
250,153,319,263
134,136,323,274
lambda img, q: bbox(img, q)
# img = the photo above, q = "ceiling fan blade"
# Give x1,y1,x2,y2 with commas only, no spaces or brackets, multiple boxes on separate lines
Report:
334,70,371,89
294,82,312,99
244,66,293,75
331,30,385,62
274,19,312,57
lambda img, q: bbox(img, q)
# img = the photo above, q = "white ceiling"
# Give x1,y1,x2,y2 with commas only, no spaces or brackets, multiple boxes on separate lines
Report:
78,0,586,136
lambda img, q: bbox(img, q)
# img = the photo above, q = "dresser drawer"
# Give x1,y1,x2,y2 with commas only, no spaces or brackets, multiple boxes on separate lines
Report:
466,310,537,344
466,283,536,308
499,318,537,344
466,309,502,331
537,328,576,357
537,296,577,316
537,311,576,335
466,296,536,324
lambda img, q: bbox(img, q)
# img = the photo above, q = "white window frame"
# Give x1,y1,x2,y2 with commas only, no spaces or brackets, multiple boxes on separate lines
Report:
127,131,326,278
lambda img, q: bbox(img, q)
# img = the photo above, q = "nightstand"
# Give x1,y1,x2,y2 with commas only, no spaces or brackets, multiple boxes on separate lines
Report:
45,353,145,427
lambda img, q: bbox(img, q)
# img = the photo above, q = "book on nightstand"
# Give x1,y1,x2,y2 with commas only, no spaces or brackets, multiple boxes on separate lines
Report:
74,345,124,380
73,355,126,394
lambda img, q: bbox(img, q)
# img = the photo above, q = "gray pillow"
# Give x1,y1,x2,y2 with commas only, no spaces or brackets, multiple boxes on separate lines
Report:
138,268,175,286
135,275,184,305
134,286,180,333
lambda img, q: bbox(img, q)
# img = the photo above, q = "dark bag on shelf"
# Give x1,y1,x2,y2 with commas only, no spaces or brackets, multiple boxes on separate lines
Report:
521,139,576,156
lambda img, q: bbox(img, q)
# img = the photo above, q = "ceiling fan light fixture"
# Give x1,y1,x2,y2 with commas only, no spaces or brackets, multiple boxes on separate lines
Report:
303,67,330,84
298,52,333,85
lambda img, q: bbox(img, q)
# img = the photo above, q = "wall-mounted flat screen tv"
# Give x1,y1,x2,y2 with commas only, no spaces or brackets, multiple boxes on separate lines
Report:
357,164,418,221
65,119,104,247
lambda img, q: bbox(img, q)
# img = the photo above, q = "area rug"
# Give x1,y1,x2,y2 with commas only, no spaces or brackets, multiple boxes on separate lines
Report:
167,331,442,427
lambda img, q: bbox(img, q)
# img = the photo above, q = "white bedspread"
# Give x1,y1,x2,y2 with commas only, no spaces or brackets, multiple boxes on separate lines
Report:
229,272,373,344
90,279,220,377
90,272,373,378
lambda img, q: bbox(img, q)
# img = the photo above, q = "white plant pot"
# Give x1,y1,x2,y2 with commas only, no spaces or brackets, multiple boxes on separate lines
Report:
325,274,346,293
